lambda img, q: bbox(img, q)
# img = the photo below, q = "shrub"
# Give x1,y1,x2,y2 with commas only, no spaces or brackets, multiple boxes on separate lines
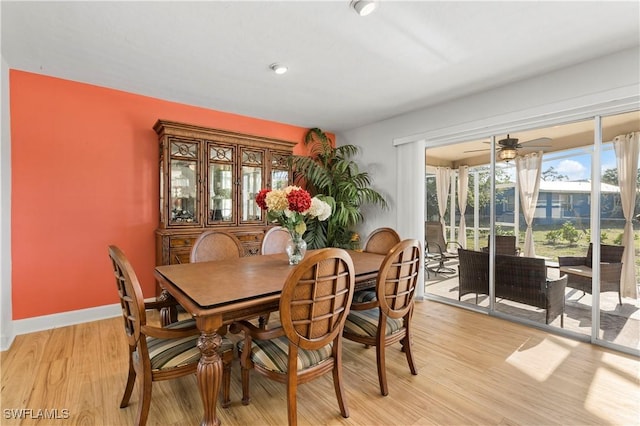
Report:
561,221,580,246
614,233,624,245
545,230,562,245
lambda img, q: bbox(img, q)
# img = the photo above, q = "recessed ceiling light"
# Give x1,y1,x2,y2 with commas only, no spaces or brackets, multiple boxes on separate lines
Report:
270,63,288,75
350,0,377,16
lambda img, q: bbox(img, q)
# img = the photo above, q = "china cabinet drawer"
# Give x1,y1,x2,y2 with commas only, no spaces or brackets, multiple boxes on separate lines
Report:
170,237,196,248
236,233,263,243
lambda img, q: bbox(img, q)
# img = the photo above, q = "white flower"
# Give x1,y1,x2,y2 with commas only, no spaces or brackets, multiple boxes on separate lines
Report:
308,197,332,221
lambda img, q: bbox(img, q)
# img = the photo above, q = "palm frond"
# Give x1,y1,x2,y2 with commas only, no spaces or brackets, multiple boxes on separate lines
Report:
294,128,387,248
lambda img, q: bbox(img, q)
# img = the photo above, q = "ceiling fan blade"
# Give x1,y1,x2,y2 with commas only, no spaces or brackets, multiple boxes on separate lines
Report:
464,148,492,153
520,137,552,147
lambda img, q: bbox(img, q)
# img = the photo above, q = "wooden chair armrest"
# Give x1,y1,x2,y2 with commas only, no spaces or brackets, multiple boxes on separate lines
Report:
230,320,285,340
144,299,178,311
145,290,179,311
141,324,199,339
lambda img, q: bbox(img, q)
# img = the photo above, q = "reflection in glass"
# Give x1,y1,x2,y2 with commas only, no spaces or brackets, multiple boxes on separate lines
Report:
271,170,289,190
242,166,262,221
599,111,640,351
170,159,198,224
270,152,290,190
209,164,233,222
242,150,263,222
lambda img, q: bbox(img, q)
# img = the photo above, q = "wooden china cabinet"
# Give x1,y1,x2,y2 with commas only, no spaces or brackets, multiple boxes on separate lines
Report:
154,119,296,270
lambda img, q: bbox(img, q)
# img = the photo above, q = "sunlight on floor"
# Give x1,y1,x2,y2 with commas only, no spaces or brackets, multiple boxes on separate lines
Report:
505,337,576,381
586,365,640,421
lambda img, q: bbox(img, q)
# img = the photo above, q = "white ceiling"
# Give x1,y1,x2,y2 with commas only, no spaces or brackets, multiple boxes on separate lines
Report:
2,1,639,132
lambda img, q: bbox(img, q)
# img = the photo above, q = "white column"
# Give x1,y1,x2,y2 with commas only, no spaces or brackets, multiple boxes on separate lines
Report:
395,138,425,299
1,56,14,350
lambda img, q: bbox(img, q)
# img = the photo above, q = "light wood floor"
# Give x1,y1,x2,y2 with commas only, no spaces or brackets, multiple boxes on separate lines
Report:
2,301,639,425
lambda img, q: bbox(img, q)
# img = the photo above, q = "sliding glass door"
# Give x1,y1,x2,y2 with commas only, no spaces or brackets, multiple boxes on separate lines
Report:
424,110,640,354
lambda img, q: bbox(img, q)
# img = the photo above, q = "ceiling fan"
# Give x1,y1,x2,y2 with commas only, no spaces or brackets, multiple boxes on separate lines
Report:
464,134,552,161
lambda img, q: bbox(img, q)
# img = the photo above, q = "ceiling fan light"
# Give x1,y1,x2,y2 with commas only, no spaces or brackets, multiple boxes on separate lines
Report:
499,148,517,161
350,0,377,16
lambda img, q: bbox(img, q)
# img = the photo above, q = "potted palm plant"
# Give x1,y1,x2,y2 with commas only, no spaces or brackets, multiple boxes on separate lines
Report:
291,128,387,249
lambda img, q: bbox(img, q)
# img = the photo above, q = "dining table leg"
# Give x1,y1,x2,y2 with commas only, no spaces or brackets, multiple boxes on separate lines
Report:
195,316,224,426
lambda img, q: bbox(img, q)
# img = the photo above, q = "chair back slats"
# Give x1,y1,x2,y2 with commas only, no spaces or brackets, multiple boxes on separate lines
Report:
109,245,146,348
377,240,422,319
280,248,355,349
190,230,243,263
261,226,291,255
363,227,401,254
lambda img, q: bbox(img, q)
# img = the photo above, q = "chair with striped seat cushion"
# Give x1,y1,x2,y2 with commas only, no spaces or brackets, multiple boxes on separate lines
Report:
353,227,401,303
108,245,234,426
233,248,355,426
145,318,234,370
237,337,333,373
343,239,421,396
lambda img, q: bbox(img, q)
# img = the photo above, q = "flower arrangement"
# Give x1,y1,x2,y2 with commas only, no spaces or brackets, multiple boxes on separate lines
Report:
255,185,332,237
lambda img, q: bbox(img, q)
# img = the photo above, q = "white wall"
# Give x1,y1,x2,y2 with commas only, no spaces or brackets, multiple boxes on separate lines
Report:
1,54,13,350
337,47,640,247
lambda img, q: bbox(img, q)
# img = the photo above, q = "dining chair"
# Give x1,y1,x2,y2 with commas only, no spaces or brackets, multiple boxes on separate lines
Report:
108,245,234,425
190,230,245,262
342,239,421,396
362,227,401,254
191,229,274,328
354,227,402,304
232,248,355,426
261,226,291,255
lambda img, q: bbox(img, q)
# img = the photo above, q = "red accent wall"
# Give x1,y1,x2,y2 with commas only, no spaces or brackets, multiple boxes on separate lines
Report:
10,70,317,320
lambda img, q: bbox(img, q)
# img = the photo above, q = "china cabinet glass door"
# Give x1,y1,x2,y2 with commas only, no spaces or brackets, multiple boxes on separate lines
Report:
241,148,264,223
270,151,290,190
169,138,200,225
207,143,235,225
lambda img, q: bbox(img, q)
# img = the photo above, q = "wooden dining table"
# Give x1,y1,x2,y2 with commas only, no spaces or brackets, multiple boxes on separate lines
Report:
153,249,385,426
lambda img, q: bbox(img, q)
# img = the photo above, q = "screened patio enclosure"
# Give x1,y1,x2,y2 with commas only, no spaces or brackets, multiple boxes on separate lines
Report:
424,110,639,355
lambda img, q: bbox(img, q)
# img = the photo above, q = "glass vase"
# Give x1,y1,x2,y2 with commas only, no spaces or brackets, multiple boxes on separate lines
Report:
285,231,307,265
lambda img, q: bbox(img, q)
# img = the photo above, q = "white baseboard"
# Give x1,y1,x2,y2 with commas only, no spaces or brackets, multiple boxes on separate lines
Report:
2,303,123,351
0,332,14,352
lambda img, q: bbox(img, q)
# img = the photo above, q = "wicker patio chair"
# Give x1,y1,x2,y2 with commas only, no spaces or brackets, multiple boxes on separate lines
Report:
558,243,624,305
481,235,521,256
458,248,568,326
